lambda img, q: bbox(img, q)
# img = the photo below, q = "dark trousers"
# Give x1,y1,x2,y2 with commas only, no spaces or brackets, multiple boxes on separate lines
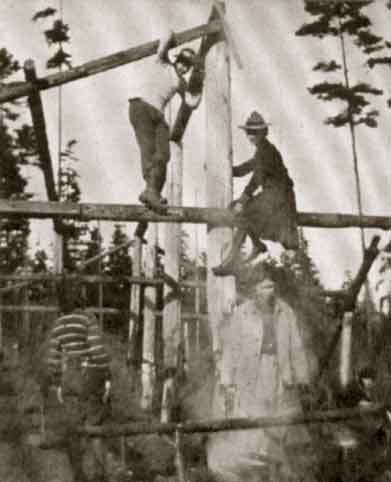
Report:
129,98,170,193
55,368,110,481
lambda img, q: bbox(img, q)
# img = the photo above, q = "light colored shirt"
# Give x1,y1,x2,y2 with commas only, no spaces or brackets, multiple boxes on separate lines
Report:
136,61,184,113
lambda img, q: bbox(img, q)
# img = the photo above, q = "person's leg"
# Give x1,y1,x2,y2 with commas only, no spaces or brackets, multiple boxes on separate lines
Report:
129,101,167,213
81,370,111,481
212,229,247,276
153,118,170,203
245,231,267,264
129,100,156,183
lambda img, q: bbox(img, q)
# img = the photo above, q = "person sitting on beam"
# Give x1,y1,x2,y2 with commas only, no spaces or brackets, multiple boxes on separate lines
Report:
213,111,299,276
129,29,204,215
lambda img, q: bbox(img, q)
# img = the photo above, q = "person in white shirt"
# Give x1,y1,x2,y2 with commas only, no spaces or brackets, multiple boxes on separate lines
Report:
129,30,203,214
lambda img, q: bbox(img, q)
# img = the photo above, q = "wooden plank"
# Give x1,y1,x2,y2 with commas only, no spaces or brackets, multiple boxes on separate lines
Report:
1,199,391,229
0,21,222,104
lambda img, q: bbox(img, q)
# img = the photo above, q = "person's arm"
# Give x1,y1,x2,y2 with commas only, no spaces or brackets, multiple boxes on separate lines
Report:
232,159,254,178
156,29,175,64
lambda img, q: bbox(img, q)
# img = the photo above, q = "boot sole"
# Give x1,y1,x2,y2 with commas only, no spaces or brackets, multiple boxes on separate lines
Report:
139,195,168,215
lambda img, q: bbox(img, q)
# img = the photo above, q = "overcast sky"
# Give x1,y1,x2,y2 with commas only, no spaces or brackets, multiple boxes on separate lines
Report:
1,0,391,293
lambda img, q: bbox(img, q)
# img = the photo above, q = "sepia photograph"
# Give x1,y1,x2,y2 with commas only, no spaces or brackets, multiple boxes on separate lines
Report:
0,0,391,480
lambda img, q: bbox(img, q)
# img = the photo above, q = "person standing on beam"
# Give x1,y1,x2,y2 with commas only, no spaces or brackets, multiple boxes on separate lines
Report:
129,30,203,215
213,111,299,276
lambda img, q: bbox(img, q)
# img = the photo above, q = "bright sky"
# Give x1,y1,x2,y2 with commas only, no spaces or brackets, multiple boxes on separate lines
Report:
1,0,391,293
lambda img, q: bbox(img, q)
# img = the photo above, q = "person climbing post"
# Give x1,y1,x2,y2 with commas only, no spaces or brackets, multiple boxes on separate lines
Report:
213,111,299,276
129,29,204,214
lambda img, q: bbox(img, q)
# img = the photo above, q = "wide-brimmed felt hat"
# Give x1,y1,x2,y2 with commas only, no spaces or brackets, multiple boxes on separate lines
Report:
238,111,270,131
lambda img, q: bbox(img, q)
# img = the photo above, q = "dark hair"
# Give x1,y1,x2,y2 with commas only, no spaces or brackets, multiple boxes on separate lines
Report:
175,48,196,67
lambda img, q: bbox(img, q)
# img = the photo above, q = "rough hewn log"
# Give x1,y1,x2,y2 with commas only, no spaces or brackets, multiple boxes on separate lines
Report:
1,200,390,229
24,60,65,239
141,226,158,411
324,235,381,311
205,2,236,428
163,142,183,371
0,21,222,104
78,405,384,438
24,61,58,203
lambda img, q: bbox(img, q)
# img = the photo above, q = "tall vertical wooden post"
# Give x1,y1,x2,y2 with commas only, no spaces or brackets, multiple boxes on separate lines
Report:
141,226,157,411
161,142,183,420
205,3,235,388
163,142,183,369
0,294,2,354
128,238,142,378
340,311,353,388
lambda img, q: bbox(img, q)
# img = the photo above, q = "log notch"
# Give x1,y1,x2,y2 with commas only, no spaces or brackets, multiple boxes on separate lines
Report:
0,21,222,104
204,1,236,404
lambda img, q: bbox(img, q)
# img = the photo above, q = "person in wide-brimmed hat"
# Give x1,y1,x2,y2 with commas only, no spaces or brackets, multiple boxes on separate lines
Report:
213,111,299,276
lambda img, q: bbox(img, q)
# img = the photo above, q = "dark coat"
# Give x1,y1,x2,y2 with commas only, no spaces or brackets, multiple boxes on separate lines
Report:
233,137,299,250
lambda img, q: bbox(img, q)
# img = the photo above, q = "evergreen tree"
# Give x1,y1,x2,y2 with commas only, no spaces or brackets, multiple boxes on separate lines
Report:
59,139,89,272
105,225,132,333
366,3,391,107
81,226,103,307
32,7,72,70
0,48,33,274
296,0,383,253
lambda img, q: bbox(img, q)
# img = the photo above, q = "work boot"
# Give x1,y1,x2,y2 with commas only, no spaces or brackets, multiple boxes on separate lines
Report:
139,188,167,214
244,237,267,264
134,222,148,244
212,229,247,276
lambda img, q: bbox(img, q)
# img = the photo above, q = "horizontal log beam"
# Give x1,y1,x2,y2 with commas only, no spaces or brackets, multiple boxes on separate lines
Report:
0,21,222,104
0,305,207,320
0,273,204,287
0,305,121,314
78,405,383,438
0,200,391,229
